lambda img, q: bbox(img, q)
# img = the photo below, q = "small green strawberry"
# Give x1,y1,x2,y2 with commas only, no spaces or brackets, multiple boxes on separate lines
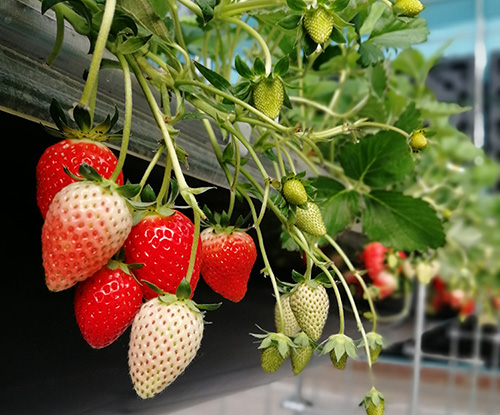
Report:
303,6,335,45
290,332,314,375
321,333,358,370
360,387,385,415
289,280,329,341
275,294,301,336
252,76,285,120
331,352,348,369
393,0,424,17
261,345,288,373
282,178,308,206
409,129,428,150
366,332,384,364
255,332,293,373
295,202,326,237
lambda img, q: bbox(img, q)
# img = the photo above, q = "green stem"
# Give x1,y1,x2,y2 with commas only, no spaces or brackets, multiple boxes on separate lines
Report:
177,0,203,18
220,15,273,76
185,209,201,283
135,144,166,200
127,54,205,219
357,121,409,138
219,0,286,17
179,80,292,134
324,234,378,333
79,0,116,112
111,52,132,182
45,8,65,66
243,192,285,333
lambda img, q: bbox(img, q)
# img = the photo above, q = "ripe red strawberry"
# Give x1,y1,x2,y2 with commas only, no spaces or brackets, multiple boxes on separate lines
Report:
371,270,398,300
123,211,202,300
128,296,204,399
42,172,134,292
36,138,124,219
74,262,142,348
200,227,257,302
360,242,388,279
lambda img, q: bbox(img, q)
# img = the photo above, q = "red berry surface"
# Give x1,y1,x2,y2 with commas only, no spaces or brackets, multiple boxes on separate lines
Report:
36,138,124,219
123,212,202,299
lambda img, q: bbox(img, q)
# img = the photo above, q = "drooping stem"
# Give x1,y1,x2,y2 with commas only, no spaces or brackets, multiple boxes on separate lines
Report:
185,209,201,283
79,0,116,113
324,234,378,333
244,192,285,333
111,52,133,183
45,7,65,66
126,54,205,219
221,15,273,76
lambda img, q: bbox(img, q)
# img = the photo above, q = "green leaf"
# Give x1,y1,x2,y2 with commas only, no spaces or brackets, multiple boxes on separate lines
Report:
253,57,266,76
370,62,387,98
362,190,446,251
311,176,359,236
277,14,302,30
338,132,414,188
330,26,346,44
331,0,350,12
369,14,429,49
117,0,171,41
193,61,231,92
358,41,384,67
395,102,421,133
116,34,152,54
73,104,92,132
195,0,216,24
273,55,290,77
234,55,254,79
286,0,307,12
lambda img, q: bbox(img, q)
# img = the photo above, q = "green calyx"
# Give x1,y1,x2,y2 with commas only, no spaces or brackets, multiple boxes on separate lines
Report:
365,332,384,364
321,333,358,370
360,387,385,415
46,98,121,141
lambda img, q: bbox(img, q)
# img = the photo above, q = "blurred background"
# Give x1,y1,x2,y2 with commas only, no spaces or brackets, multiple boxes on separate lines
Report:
0,1,498,414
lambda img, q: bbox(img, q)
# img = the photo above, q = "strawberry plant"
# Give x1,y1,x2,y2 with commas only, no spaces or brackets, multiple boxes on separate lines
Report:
34,0,500,411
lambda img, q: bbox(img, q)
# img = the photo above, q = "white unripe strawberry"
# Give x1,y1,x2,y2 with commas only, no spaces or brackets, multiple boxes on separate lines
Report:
128,298,204,399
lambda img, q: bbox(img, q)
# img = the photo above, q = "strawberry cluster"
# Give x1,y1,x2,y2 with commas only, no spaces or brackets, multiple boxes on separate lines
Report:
36,123,257,399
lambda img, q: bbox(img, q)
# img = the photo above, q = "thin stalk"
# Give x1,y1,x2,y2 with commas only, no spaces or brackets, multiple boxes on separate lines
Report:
356,121,409,138
135,144,166,200
127,54,205,219
45,8,65,66
184,209,201,283
221,15,273,76
243,192,285,333
79,0,116,112
111,52,133,182
178,80,293,134
324,234,378,333
220,0,286,17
